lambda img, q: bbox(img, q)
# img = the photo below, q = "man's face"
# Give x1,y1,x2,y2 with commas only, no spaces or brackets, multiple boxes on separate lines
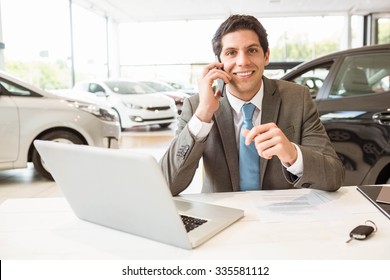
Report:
219,29,270,101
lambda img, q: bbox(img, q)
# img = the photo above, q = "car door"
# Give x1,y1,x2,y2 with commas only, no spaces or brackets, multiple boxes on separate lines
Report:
0,81,20,163
282,49,390,185
316,51,390,185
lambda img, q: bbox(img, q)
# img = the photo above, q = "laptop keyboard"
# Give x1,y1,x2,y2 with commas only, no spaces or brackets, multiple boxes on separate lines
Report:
180,215,207,232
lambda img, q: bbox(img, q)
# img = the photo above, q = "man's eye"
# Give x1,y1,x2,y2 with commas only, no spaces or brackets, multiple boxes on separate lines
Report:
248,48,258,54
226,50,236,56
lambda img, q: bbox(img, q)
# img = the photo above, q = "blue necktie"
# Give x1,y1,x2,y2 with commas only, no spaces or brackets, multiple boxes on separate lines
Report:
239,103,260,191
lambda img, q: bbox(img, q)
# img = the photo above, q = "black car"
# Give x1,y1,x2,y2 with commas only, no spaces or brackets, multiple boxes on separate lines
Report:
281,44,390,185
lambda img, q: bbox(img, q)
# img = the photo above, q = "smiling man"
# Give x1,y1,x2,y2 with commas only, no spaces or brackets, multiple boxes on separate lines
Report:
159,15,344,195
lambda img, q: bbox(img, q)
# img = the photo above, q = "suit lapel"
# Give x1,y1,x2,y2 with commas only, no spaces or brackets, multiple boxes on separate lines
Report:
260,77,281,185
214,97,240,191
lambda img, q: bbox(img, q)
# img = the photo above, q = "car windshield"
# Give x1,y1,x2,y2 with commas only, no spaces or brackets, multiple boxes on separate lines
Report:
105,81,156,95
142,81,176,92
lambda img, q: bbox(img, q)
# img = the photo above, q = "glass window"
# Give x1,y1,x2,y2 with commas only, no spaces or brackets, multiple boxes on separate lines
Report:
0,79,35,97
89,83,105,93
288,63,332,98
105,81,156,95
2,0,71,89
329,53,390,98
377,17,390,44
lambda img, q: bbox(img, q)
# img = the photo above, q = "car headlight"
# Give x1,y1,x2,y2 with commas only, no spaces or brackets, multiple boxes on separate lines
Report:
68,100,119,122
123,102,143,110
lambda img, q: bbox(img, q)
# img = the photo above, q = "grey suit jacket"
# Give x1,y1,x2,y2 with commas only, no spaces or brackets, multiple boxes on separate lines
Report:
159,77,345,195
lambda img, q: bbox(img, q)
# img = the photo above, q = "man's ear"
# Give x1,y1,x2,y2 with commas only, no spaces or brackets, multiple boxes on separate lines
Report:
264,48,270,66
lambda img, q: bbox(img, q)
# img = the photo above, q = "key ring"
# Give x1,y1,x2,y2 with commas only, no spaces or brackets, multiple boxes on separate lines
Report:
346,220,378,243
365,220,377,232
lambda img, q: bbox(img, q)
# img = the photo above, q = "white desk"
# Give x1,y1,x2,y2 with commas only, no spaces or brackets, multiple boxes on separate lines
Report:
0,187,389,259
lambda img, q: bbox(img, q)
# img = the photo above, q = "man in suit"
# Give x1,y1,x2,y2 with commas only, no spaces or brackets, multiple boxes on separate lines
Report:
159,15,344,195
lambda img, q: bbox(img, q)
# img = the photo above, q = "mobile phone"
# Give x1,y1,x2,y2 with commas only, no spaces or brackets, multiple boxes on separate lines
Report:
215,55,225,97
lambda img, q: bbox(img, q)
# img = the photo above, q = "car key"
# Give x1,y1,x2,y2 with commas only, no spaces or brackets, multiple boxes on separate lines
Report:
346,222,376,243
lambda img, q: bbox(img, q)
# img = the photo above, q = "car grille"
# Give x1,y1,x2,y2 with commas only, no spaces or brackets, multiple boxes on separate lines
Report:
146,106,171,111
144,116,175,121
130,116,175,122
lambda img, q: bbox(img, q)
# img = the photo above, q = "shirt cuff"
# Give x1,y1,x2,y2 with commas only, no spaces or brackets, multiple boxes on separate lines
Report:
188,115,214,140
283,143,303,177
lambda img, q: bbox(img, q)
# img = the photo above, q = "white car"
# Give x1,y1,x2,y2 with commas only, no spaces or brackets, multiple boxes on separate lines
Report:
0,71,121,180
140,80,191,114
72,79,178,130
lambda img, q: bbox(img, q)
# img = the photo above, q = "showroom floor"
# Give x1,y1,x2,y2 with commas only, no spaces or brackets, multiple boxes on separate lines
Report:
0,124,203,204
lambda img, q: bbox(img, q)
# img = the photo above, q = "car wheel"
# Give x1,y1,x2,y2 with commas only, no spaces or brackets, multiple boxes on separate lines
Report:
327,130,352,142
362,142,379,154
159,123,171,128
32,130,85,180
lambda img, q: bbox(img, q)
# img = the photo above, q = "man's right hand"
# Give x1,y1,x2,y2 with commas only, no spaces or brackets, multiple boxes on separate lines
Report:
195,62,231,123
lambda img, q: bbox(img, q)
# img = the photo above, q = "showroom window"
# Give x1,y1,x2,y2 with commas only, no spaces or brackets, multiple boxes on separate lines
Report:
376,16,390,44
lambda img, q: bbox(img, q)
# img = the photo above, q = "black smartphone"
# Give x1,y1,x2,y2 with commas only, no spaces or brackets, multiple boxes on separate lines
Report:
215,55,225,97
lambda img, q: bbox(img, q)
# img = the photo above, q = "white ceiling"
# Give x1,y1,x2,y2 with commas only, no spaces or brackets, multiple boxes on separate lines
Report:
73,0,390,23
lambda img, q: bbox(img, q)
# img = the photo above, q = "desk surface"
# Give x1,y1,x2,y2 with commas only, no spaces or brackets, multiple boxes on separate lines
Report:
0,187,389,260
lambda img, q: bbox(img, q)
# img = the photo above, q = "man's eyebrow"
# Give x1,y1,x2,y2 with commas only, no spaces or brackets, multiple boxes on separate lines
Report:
223,47,236,52
223,43,261,51
246,43,262,48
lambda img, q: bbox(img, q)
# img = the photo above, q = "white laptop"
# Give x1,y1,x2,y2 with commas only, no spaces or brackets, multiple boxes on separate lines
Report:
34,140,244,249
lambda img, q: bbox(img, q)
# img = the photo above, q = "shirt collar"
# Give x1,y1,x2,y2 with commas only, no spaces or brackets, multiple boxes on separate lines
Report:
226,83,264,114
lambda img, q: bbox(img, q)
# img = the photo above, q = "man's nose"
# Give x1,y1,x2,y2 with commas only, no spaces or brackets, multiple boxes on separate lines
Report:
236,52,251,66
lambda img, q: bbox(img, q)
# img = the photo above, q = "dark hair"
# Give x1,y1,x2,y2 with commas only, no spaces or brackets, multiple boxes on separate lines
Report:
212,15,269,56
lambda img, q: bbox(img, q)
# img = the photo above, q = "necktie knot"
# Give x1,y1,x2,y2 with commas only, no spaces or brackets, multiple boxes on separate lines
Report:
242,103,256,129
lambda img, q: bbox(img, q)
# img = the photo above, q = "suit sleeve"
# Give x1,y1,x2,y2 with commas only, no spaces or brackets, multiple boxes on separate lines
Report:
159,96,206,195
285,87,345,191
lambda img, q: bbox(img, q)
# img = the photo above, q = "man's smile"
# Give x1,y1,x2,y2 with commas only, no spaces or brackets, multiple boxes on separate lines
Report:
234,70,255,77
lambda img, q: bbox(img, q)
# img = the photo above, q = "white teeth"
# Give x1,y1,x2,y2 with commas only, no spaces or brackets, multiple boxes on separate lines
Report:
236,71,252,77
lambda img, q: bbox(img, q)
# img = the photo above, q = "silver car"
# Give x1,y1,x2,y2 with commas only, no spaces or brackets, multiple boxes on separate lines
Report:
0,71,121,180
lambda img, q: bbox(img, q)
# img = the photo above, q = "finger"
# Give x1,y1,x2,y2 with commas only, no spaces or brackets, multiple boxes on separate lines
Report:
213,87,223,98
241,128,250,137
254,137,274,158
245,127,262,145
213,69,232,85
257,146,275,160
251,123,277,135
202,62,225,76
261,150,274,159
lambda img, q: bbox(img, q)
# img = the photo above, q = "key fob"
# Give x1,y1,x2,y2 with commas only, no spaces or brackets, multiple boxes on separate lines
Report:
350,225,374,240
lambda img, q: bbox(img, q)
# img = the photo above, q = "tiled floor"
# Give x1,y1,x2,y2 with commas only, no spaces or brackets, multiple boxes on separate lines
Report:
0,125,202,204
